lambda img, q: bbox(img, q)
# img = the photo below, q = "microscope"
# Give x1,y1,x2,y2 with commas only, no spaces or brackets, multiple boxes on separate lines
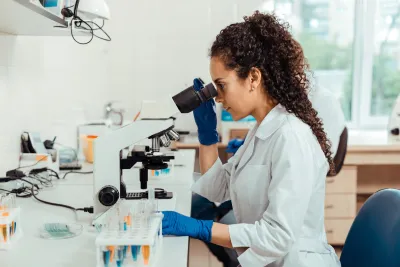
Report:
93,80,217,216
388,94,400,143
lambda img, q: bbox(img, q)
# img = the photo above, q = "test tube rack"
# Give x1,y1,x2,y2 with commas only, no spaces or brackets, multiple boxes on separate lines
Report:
95,199,163,267
0,195,23,250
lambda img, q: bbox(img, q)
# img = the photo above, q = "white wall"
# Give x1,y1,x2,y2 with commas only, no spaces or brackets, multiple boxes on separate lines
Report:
0,35,111,174
105,0,264,129
0,0,264,175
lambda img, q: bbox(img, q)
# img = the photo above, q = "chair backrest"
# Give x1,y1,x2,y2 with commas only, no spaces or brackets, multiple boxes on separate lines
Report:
340,189,400,267
328,127,348,177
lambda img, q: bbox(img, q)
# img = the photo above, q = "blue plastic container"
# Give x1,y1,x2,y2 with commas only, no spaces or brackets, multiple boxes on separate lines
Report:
221,110,256,122
43,0,58,7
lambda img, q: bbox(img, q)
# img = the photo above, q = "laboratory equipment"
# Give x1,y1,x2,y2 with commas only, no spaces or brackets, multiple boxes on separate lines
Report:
104,102,125,126
58,0,110,20
0,194,22,250
20,131,60,172
82,135,98,163
388,94,400,143
76,0,110,20
20,132,48,154
39,223,83,239
19,153,60,178
149,167,172,178
94,198,162,267
93,80,217,217
125,188,173,200
172,80,217,113
59,0,111,44
149,151,174,178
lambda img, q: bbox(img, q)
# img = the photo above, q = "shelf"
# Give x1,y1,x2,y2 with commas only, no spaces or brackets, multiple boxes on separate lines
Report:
0,0,71,36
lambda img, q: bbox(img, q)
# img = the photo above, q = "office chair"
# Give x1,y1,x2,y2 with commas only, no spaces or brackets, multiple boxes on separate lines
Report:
340,189,400,267
328,127,348,177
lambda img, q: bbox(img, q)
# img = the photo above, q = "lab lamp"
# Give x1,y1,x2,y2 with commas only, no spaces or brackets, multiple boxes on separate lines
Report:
61,0,111,44
77,0,110,20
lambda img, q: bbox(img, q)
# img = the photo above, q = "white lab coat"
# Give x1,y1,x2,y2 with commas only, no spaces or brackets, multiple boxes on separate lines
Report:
192,104,341,267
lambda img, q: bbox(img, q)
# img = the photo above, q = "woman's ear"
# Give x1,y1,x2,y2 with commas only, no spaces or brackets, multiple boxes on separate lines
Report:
249,67,262,91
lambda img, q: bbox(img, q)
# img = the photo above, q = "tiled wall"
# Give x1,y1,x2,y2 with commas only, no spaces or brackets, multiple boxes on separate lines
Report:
0,0,263,175
0,35,111,174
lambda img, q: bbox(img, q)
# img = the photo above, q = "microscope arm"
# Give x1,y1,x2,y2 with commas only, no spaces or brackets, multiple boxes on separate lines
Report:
92,82,218,217
93,119,175,215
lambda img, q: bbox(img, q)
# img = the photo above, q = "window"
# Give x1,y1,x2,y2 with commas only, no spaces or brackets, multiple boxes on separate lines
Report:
261,0,400,129
363,0,400,126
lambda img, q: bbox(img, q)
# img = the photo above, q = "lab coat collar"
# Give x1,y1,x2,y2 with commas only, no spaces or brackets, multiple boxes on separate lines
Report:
235,104,287,172
254,104,288,140
233,125,257,172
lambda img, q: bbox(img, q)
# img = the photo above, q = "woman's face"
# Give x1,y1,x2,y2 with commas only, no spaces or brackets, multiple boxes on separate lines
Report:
210,57,259,121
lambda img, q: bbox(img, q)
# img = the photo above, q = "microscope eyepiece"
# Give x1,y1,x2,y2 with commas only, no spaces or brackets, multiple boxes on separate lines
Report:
172,82,217,113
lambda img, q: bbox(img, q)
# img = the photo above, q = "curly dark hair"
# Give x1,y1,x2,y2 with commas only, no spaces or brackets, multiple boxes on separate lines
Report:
210,11,335,175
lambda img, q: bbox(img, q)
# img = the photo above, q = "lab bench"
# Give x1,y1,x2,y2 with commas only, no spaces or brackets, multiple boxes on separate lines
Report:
0,149,196,267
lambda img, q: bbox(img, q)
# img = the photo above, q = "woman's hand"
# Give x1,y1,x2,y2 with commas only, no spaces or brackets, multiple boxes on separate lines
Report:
193,78,219,146
192,78,220,174
226,138,245,154
162,211,213,242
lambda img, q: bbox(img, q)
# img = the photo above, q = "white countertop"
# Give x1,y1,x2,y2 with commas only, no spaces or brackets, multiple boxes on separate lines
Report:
0,149,196,267
348,130,391,146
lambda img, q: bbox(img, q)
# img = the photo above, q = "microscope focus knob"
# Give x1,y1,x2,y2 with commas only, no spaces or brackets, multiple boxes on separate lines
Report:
98,186,119,206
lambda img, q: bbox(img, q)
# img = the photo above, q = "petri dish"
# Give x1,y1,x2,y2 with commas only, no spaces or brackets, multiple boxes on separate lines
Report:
39,223,83,240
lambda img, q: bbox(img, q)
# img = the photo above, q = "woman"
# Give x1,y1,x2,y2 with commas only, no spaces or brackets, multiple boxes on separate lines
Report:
162,11,341,267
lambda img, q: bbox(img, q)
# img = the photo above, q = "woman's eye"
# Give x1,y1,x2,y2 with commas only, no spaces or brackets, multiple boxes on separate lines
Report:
218,84,225,91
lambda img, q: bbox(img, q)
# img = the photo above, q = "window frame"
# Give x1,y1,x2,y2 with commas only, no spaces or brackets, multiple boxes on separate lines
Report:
351,0,393,129
270,0,396,129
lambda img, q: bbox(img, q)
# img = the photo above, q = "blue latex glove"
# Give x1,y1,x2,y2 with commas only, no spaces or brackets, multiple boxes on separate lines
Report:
193,78,219,145
162,211,213,242
226,138,245,154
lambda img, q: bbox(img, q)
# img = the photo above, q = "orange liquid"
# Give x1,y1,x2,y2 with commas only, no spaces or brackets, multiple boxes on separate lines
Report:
142,245,150,265
107,246,115,262
2,225,7,242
